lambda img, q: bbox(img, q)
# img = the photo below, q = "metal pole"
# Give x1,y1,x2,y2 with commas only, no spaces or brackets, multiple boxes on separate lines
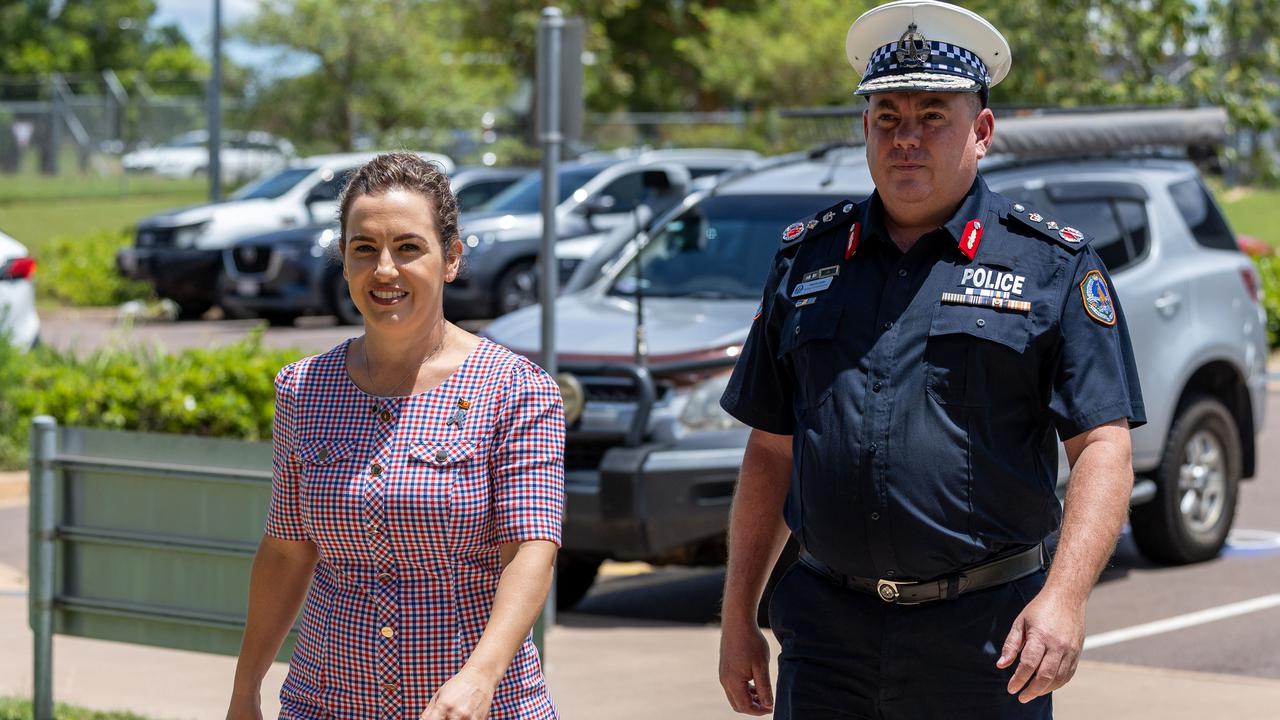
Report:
208,0,223,201
536,6,564,640
31,416,57,720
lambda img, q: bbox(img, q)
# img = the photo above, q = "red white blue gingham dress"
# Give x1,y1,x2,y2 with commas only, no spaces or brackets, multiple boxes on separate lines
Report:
266,337,564,719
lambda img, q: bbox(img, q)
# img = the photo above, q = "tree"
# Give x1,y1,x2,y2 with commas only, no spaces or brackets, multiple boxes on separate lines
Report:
234,0,517,152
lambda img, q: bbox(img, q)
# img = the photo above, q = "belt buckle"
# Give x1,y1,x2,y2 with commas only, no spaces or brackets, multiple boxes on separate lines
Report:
876,578,919,604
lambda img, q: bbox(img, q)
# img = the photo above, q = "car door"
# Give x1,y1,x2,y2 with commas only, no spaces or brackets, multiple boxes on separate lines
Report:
1043,180,1176,474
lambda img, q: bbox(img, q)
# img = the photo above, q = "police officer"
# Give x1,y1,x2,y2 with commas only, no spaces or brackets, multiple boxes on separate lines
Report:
717,1,1145,718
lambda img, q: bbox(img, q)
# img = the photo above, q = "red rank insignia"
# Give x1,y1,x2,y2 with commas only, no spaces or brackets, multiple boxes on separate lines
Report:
960,219,983,260
845,222,861,260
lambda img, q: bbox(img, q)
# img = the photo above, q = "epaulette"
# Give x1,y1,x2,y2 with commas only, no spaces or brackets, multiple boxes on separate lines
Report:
779,198,859,251
1006,201,1091,253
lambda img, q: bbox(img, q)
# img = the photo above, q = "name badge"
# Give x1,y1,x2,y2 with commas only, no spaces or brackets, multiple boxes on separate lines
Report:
792,277,833,298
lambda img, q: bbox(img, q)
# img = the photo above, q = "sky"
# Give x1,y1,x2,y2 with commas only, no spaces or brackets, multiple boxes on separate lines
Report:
151,0,311,77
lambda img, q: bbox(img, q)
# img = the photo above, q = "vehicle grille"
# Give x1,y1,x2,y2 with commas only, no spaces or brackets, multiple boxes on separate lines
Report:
580,376,669,403
232,245,274,274
135,227,174,248
565,437,620,471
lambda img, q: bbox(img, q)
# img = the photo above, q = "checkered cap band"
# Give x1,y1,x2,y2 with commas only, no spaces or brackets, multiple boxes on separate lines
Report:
861,39,990,89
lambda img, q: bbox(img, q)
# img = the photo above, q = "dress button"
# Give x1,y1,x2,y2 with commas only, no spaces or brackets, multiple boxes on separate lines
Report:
872,382,882,393
381,681,399,692
435,449,449,463
897,269,907,278
976,318,986,328
377,572,394,583
380,626,395,639
370,463,382,477
379,410,393,423
317,447,329,461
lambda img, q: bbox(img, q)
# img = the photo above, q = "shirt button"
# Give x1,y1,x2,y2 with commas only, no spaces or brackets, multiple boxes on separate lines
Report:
882,321,893,330
869,443,878,455
377,572,394,583
870,512,880,520
976,318,986,328
886,570,897,577
897,269,907,278
379,626,395,639
794,324,801,334
379,410,393,422
370,463,383,477
872,382,882,393
435,449,449,463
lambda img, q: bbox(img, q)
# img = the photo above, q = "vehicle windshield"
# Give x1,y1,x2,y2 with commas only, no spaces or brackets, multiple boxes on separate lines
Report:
230,167,315,200
476,166,603,214
608,194,848,299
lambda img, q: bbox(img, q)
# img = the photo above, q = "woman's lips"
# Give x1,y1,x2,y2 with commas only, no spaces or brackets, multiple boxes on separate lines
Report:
369,289,408,306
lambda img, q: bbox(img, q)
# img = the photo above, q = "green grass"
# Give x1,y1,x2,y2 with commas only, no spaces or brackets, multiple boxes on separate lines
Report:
1208,178,1280,247
0,192,205,258
0,697,155,720
0,173,205,203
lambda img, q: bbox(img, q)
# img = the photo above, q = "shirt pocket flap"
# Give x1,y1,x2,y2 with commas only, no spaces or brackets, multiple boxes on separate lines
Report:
409,438,477,466
777,302,844,358
295,439,356,466
929,305,1031,354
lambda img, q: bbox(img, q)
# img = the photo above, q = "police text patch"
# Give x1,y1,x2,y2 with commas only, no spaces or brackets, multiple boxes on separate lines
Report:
960,266,1026,299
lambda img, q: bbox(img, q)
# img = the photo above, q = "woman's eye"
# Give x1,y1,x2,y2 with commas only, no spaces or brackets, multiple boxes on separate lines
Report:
398,243,422,253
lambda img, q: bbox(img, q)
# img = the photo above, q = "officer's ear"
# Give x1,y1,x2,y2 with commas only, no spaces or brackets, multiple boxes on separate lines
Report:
973,106,995,160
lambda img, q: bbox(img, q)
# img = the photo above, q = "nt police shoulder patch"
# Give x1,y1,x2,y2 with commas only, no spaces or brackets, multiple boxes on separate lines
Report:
1080,270,1116,326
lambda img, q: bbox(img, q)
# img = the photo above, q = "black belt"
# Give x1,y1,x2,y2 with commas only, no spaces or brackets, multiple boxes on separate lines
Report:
798,544,1045,605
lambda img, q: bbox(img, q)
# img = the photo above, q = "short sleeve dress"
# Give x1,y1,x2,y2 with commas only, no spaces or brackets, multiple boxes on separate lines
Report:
266,337,564,719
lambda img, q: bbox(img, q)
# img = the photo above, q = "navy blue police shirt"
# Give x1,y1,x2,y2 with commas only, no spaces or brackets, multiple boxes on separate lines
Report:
720,176,1145,582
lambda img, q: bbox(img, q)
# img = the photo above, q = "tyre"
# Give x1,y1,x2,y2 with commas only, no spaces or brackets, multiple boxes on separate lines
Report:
176,300,212,320
330,273,363,326
494,260,538,317
555,552,602,611
260,311,298,327
1131,395,1241,565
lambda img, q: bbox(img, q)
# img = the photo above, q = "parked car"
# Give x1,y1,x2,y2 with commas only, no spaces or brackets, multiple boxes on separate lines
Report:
219,167,530,326
118,151,455,319
122,130,296,184
447,149,760,320
0,228,39,349
483,122,1267,609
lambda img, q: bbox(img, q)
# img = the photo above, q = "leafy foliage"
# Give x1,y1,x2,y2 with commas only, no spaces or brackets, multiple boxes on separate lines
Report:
1253,255,1280,348
0,697,153,720
0,328,304,469
35,230,151,306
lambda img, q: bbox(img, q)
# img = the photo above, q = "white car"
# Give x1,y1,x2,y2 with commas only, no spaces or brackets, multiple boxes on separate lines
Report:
122,130,296,184
118,151,455,318
0,229,39,349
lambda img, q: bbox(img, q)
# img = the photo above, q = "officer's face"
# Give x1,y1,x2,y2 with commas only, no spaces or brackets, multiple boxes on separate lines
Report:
342,188,462,333
863,92,994,222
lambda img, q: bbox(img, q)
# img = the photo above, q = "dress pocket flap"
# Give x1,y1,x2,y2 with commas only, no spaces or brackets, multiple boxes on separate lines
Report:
295,439,356,466
409,438,477,466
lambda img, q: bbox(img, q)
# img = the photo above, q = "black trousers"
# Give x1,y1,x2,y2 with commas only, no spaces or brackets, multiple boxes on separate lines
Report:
769,561,1054,720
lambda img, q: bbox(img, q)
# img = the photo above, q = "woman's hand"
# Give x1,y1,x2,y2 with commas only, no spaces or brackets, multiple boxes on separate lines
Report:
421,667,496,720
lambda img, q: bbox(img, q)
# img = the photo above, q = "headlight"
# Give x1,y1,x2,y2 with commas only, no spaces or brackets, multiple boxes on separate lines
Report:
679,372,745,432
171,221,210,248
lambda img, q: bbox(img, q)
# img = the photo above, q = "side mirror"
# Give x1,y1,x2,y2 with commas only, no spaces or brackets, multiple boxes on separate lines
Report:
580,194,618,216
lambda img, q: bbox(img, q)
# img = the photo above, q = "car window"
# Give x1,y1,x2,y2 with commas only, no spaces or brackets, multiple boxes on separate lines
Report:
455,180,516,213
307,169,354,203
598,173,646,212
1169,178,1237,252
230,167,315,200
1051,195,1150,273
478,167,602,214
608,194,846,300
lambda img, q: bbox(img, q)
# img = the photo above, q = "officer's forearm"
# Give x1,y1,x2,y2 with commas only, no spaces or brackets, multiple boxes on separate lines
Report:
1046,422,1134,607
721,429,794,627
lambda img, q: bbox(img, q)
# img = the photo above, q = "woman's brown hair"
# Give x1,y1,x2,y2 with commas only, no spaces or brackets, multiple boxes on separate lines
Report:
336,152,459,256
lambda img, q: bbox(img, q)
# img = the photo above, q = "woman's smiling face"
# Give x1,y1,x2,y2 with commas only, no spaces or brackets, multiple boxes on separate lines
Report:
342,187,461,331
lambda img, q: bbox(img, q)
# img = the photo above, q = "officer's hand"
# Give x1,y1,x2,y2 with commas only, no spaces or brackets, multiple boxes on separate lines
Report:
997,588,1087,703
719,619,774,715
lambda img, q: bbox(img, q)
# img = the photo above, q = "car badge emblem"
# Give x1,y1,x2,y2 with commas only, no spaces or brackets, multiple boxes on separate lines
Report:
895,23,930,67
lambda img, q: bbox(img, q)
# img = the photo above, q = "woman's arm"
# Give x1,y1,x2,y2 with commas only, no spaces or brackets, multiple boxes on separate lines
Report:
227,534,319,717
423,539,557,720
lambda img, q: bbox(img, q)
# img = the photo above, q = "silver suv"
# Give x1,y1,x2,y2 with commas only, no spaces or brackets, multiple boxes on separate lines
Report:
484,120,1266,609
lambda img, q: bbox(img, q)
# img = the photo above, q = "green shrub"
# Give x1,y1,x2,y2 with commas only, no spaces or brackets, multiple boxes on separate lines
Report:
1255,255,1280,349
36,230,152,306
0,328,305,469
0,697,153,720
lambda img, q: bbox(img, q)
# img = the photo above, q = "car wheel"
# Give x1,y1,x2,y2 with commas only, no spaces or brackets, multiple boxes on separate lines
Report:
329,273,363,326
555,552,602,611
494,260,538,317
260,311,298,327
176,300,212,320
1131,395,1241,565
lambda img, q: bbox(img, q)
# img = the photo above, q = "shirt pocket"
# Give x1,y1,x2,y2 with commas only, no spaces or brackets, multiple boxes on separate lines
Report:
777,300,845,411
294,438,358,510
404,438,484,552
925,304,1032,408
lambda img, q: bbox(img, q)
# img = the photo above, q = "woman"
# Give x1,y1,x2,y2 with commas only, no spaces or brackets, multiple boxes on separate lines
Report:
227,152,565,720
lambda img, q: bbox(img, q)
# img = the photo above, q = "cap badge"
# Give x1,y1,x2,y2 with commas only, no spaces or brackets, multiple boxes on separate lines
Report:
895,23,930,67
783,222,805,241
